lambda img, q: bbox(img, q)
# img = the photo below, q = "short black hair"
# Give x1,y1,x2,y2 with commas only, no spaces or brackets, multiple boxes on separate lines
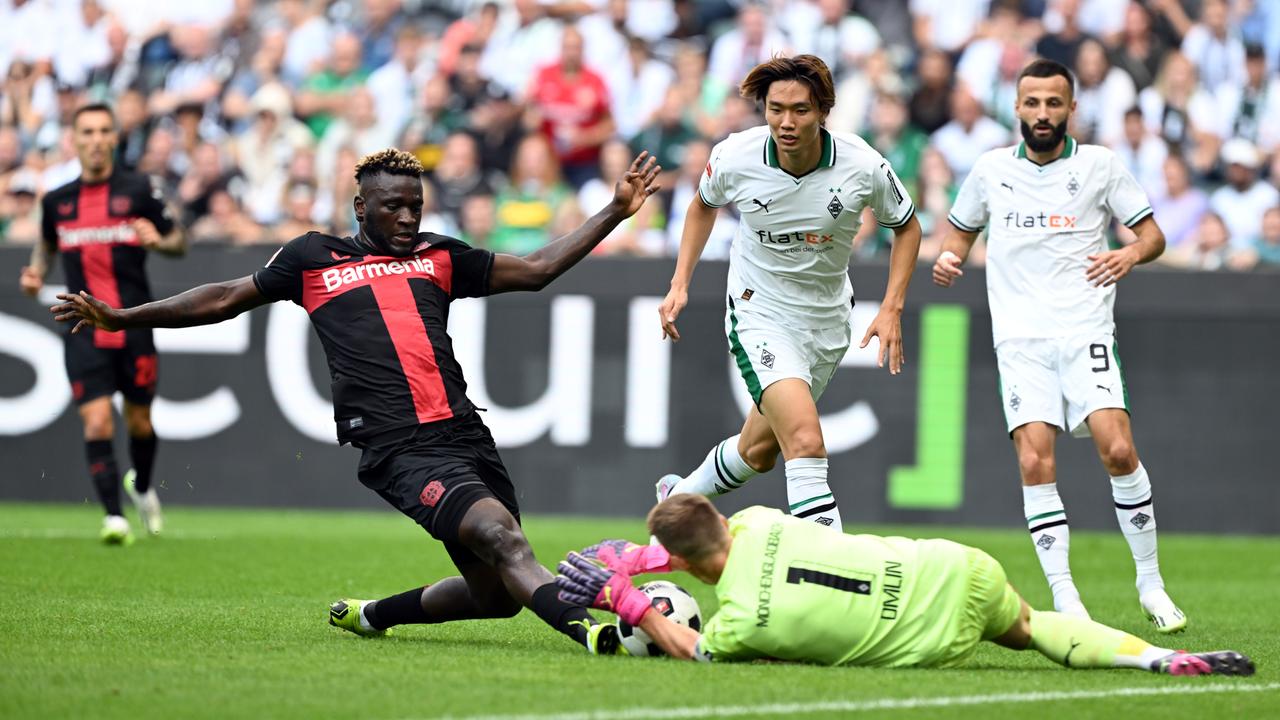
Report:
1017,58,1076,98
1124,105,1143,120
353,148,424,185
72,102,115,127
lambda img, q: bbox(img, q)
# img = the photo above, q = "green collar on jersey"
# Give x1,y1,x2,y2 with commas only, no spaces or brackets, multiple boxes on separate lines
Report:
764,128,836,177
1015,135,1076,166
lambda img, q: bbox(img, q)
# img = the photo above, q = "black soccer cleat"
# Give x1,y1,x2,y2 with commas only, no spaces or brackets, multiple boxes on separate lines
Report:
1155,650,1254,676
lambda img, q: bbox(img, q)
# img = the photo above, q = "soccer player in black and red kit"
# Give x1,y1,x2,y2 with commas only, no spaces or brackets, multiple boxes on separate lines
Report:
51,147,661,654
21,103,185,544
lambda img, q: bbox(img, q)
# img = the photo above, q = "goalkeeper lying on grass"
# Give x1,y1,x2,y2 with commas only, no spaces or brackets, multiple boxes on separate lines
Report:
557,494,1253,675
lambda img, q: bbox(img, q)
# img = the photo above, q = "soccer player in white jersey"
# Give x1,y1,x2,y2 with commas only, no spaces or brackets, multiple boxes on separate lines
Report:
656,55,921,531
933,59,1184,633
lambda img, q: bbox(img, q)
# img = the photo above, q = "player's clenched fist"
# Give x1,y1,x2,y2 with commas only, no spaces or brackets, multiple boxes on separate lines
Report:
932,250,964,287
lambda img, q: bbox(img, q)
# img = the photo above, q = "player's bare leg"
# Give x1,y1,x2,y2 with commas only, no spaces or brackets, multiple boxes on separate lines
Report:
758,379,841,530
1013,422,1086,617
79,397,130,544
658,406,778,501
122,400,162,535
1087,409,1185,632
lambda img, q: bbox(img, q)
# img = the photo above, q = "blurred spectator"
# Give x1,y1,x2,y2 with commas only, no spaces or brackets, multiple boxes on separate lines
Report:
607,37,675,142
828,48,904,136
354,0,404,73
219,0,263,80
431,131,496,226
909,49,955,134
1036,0,1093,68
1250,206,1280,268
437,2,501,78
1215,43,1280,156
1148,0,1198,48
864,92,928,203
278,0,333,88
492,134,574,254
1071,0,1126,42
296,32,369,139
1138,52,1222,176
657,136,735,258
630,87,698,175
148,24,234,120
1151,154,1208,250
54,0,112,91
402,74,468,171
930,86,1010,183
459,192,498,248
0,126,21,175
137,126,180,193
856,0,915,54
481,0,561,97
910,0,992,54
526,25,615,188
956,3,1029,129
233,83,313,224
177,141,238,225
1073,38,1135,145
113,89,151,170
223,29,288,129
367,26,431,143
1181,0,1246,91
913,146,965,259
0,168,40,244
190,188,264,244
271,181,320,243
707,3,789,92
1,61,56,140
418,179,458,237
1209,138,1279,251
1162,211,1250,270
1109,2,1168,92
1115,106,1169,198
1240,0,1280,73
788,0,880,82
576,138,657,255
317,88,395,186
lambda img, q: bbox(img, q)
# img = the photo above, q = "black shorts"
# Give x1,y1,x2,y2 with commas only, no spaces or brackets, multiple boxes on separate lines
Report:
357,413,518,568
63,328,158,406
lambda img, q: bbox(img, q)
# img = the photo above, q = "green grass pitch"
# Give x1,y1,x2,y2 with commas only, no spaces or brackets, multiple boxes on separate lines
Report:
1,502,1275,719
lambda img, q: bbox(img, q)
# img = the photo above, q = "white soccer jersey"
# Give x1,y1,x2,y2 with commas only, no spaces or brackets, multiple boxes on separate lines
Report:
947,137,1153,346
700,125,915,328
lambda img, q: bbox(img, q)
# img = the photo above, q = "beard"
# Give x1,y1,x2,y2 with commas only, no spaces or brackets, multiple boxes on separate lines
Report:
1020,117,1069,153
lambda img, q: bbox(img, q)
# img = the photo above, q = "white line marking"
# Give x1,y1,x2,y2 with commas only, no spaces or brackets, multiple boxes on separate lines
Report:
0,528,222,540
432,682,1280,720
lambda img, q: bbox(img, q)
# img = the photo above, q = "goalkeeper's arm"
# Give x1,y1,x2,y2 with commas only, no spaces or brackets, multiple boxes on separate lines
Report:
637,611,705,661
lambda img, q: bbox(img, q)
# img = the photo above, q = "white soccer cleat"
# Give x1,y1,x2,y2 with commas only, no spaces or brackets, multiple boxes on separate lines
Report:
655,474,681,503
1140,589,1187,634
124,469,163,536
100,514,133,545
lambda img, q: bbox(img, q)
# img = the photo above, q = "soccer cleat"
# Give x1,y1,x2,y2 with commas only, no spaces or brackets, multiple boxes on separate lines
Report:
328,599,390,638
585,622,630,656
1154,650,1254,677
655,474,681,503
1140,589,1187,634
124,469,163,536
100,515,133,545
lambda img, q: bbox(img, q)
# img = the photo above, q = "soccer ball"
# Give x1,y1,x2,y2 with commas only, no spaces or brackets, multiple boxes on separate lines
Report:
618,580,702,657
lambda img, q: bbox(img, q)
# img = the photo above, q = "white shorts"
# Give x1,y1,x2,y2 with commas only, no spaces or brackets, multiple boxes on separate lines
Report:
725,298,852,408
995,333,1130,437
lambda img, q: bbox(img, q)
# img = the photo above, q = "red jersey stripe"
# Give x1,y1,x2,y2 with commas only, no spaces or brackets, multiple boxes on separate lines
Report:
369,279,453,424
75,184,126,349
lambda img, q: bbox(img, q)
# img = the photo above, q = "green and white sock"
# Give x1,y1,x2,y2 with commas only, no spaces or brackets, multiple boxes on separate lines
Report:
1110,463,1164,595
1029,610,1171,670
672,435,759,497
1024,483,1081,610
786,458,841,531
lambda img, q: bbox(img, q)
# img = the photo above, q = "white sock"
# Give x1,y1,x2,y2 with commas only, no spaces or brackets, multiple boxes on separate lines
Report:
785,458,841,531
358,602,376,632
1024,483,1081,610
672,435,760,497
1111,463,1163,595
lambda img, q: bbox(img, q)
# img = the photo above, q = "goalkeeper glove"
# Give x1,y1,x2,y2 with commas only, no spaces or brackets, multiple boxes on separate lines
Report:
556,552,652,626
581,538,672,575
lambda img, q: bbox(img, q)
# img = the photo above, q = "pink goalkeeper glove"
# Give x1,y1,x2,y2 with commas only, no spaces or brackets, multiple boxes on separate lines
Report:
582,538,672,575
555,552,653,626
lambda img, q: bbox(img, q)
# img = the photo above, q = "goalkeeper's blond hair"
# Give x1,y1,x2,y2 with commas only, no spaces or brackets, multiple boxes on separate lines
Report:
353,148,424,185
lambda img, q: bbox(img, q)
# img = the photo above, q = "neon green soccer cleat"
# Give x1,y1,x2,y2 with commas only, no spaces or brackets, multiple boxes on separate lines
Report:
100,515,134,545
585,622,629,656
123,469,163,536
328,599,390,638
1141,589,1188,634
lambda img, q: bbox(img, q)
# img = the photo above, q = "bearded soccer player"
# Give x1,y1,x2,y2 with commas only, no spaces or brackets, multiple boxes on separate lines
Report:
20,103,186,544
52,148,661,654
556,494,1253,676
931,59,1183,632
656,55,921,530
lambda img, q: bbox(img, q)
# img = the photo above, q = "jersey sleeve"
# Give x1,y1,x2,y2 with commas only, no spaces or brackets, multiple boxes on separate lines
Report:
947,158,989,232
138,175,176,235
1104,151,1154,228
697,138,731,208
870,158,916,228
696,608,767,663
445,239,494,299
40,193,58,253
252,234,309,304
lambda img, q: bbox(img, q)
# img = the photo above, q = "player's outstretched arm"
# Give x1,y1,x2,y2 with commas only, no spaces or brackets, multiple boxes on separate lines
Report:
487,152,660,294
861,214,923,375
931,222,981,288
50,276,270,333
1086,215,1166,287
659,193,717,342
637,608,703,661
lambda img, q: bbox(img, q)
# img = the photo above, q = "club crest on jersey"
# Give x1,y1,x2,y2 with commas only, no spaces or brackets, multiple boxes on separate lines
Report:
826,195,843,219
57,202,74,216
760,348,775,368
110,196,132,215
1066,173,1080,196
420,480,446,507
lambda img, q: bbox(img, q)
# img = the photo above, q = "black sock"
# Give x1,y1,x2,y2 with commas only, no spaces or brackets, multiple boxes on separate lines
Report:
128,434,158,493
365,586,430,630
86,440,122,516
530,583,595,647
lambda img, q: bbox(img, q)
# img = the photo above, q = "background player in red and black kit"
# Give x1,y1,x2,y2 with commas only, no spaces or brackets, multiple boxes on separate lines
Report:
20,103,185,544
51,148,661,654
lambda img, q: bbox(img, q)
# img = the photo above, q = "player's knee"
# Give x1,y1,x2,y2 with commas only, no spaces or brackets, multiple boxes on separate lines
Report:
125,415,153,437
469,521,533,569
1100,441,1137,475
784,427,826,459
82,415,114,440
740,441,777,473
1016,450,1054,484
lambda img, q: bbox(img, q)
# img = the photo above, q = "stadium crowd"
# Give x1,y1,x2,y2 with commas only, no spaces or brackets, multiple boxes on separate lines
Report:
1,0,1278,271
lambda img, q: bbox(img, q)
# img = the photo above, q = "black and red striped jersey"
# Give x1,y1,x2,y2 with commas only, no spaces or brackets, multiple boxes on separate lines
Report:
41,170,176,349
253,231,494,446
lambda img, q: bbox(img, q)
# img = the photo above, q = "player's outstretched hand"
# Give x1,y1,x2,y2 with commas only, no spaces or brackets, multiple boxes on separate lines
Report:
556,552,653,625
860,306,905,375
50,291,122,333
658,286,687,341
1085,247,1139,287
582,539,672,575
610,151,661,219
932,250,963,287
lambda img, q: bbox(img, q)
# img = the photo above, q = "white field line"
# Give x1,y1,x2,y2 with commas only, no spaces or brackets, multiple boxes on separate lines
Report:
0,528,222,540
432,681,1280,720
